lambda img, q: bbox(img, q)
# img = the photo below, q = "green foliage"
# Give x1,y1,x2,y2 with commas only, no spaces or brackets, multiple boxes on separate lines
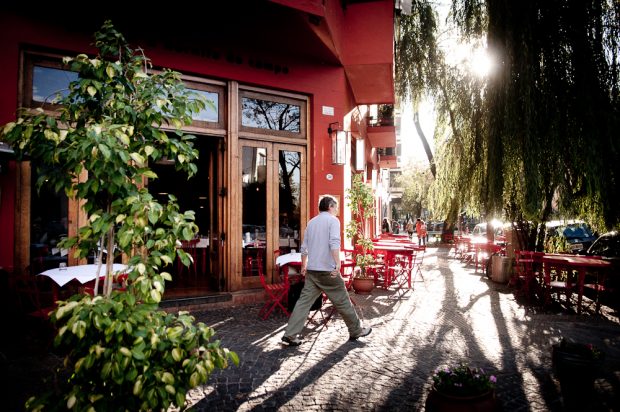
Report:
1,21,236,410
396,163,433,219
396,0,620,231
544,235,570,254
26,293,238,411
345,174,375,277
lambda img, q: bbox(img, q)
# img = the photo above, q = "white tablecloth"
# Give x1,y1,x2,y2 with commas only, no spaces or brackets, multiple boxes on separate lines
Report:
275,252,302,267
39,264,128,287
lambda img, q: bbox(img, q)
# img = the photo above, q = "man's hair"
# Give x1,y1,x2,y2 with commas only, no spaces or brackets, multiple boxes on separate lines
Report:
319,196,337,212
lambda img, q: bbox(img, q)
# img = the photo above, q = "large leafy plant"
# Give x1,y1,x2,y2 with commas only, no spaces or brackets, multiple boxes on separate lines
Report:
1,21,237,411
345,173,376,277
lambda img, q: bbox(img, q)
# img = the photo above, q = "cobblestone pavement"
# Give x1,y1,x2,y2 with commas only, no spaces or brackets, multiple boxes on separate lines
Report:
4,247,620,411
184,247,620,411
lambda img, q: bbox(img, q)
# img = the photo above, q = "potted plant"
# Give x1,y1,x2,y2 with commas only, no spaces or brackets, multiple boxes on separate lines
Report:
2,22,237,411
552,338,604,390
345,174,376,294
377,104,394,126
426,362,498,412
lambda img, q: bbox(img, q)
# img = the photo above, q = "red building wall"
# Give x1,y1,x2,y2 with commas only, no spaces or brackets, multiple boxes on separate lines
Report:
0,1,394,269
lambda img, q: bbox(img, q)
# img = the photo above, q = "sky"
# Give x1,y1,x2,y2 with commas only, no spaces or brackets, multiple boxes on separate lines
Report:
399,99,435,167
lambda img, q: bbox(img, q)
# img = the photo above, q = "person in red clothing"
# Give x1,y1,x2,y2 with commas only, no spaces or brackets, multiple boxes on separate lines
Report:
416,218,427,246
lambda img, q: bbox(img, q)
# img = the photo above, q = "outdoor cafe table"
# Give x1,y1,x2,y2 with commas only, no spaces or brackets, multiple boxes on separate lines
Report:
542,255,612,313
371,244,417,288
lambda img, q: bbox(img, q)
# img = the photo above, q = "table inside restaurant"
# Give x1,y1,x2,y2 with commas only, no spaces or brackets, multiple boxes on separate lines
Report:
542,255,612,313
275,252,302,281
39,263,128,287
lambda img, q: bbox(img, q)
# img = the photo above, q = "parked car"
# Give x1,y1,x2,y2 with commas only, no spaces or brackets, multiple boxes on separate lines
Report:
544,220,597,253
582,231,620,260
471,220,506,242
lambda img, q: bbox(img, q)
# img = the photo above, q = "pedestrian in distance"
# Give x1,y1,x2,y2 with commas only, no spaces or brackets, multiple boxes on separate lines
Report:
416,218,427,246
281,196,371,346
406,219,414,240
392,219,399,234
381,218,391,234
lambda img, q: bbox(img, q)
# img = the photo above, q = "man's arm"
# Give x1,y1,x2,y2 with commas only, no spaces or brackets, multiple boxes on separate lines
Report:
330,248,341,277
301,254,308,276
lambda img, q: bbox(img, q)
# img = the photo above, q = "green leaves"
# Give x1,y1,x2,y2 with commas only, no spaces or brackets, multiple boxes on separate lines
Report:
1,21,236,412
45,294,237,410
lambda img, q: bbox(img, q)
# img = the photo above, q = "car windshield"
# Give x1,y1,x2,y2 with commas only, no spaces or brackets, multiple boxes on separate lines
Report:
588,234,620,257
561,224,593,240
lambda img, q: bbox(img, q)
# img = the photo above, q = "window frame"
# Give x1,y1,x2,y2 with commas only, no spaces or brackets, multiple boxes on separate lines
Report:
238,89,307,140
20,50,75,113
183,79,226,131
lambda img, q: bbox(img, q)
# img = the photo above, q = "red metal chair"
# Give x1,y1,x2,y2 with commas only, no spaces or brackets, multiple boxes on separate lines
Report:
257,256,290,320
14,274,56,318
512,251,541,298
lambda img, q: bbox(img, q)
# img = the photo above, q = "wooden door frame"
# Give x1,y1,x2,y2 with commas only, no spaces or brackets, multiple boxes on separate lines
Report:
234,140,307,291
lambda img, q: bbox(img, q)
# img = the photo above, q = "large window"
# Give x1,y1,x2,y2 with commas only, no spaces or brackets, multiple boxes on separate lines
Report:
241,146,267,277
30,162,68,273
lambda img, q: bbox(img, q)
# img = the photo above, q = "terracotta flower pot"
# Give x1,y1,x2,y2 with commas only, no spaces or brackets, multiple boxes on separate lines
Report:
425,387,497,412
352,276,374,294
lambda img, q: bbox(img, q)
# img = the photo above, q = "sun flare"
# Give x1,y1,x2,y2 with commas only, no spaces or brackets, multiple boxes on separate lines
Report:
470,47,494,77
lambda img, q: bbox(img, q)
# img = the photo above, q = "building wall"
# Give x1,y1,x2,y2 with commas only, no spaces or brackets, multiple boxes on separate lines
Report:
0,1,394,284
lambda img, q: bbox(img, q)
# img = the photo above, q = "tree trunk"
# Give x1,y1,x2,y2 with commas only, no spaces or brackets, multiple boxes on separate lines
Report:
413,111,436,178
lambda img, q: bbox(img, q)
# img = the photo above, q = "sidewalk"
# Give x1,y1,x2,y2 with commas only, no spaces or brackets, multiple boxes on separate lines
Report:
184,247,620,411
4,247,620,411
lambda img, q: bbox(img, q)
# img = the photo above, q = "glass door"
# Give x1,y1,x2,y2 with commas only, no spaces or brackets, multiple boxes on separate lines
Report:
149,135,220,294
240,141,305,283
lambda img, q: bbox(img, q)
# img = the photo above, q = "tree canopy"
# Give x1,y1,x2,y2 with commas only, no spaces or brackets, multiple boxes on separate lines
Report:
396,0,620,231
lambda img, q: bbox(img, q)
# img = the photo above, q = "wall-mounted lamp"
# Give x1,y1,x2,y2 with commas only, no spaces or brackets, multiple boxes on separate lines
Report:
328,122,347,165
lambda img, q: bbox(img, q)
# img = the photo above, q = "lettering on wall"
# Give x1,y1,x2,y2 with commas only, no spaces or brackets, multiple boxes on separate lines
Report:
162,42,290,75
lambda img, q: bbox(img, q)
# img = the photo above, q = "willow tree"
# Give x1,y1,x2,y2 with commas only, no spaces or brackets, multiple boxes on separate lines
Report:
480,0,620,232
1,22,237,411
396,0,620,237
396,1,489,229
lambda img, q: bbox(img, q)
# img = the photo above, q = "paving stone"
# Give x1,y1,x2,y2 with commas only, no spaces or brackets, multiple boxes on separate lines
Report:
5,247,620,411
186,247,620,411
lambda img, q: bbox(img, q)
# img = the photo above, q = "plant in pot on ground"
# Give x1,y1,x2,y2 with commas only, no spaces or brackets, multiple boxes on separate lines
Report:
552,338,604,383
426,362,498,412
1,21,237,411
345,174,376,293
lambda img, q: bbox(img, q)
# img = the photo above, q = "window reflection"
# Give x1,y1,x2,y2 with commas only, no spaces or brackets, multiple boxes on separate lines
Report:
33,66,78,104
189,89,219,122
241,97,300,132
242,146,267,277
30,163,68,273
278,150,301,254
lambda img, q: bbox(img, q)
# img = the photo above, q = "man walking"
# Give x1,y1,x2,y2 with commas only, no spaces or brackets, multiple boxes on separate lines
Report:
282,196,371,346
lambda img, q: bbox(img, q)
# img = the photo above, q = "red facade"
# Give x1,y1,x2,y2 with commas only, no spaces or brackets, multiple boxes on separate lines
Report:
0,1,396,294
